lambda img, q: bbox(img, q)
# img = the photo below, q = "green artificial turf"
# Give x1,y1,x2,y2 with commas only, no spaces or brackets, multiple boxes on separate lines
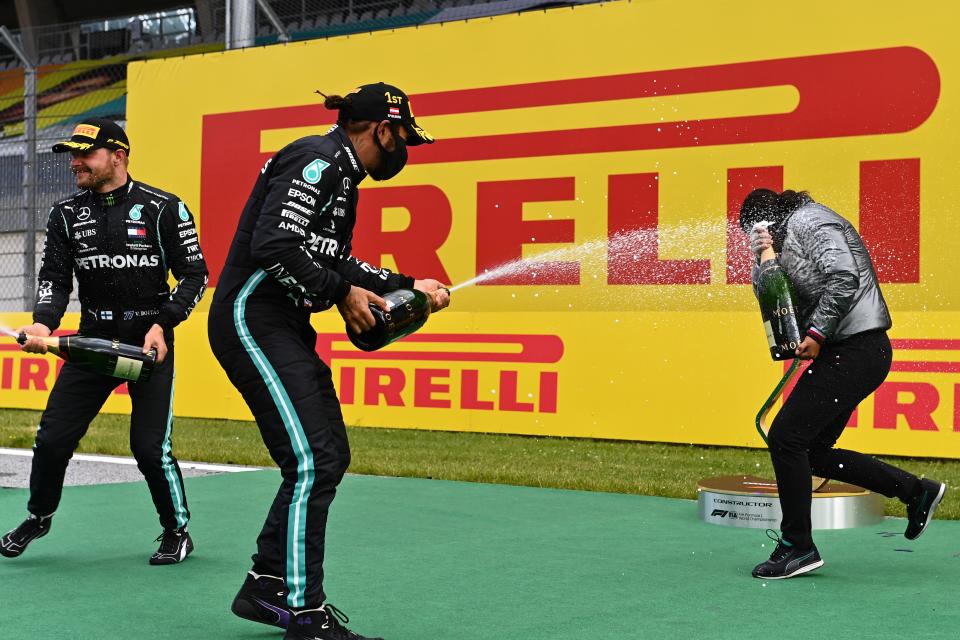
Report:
1,408,959,520
1,470,958,640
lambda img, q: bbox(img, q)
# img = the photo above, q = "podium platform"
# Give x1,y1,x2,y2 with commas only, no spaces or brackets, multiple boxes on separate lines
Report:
697,475,884,529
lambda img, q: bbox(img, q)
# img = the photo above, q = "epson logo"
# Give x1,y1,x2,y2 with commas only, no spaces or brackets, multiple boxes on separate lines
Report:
287,188,317,206
76,254,160,270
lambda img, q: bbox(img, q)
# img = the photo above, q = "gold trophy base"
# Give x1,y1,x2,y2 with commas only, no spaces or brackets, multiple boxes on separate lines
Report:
697,475,884,529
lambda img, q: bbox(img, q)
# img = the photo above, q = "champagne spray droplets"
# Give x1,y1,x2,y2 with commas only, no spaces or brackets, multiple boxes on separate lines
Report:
0,325,20,339
447,220,728,295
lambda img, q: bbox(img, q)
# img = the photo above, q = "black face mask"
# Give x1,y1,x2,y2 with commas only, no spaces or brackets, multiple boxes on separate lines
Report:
368,125,408,181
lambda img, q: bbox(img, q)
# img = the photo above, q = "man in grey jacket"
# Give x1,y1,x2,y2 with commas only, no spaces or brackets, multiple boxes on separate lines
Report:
740,188,945,580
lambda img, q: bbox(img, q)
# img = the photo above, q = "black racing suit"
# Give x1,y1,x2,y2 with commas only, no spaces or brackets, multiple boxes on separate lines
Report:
208,125,413,609
28,178,208,531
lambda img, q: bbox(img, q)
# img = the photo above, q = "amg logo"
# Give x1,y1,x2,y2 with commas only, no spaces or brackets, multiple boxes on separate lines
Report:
76,254,160,270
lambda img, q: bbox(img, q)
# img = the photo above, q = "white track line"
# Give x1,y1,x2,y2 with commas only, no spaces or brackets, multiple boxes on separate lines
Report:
0,447,261,473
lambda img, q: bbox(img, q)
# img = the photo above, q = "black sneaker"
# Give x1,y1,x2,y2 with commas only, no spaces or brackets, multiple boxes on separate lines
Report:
284,604,383,640
752,530,823,580
905,479,947,540
0,514,53,558
231,571,291,629
149,526,193,565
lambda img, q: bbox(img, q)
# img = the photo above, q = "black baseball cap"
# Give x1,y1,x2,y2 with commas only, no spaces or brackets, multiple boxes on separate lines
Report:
52,118,131,155
339,82,434,146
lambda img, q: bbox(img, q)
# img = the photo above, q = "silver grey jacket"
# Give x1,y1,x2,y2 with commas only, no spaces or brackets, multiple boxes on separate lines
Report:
751,201,892,343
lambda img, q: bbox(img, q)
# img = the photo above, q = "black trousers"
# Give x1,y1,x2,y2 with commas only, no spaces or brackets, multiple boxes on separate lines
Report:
28,350,190,531
768,330,919,549
208,298,350,610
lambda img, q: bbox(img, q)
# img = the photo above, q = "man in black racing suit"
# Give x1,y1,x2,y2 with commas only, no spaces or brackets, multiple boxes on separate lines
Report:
209,83,449,640
0,118,208,565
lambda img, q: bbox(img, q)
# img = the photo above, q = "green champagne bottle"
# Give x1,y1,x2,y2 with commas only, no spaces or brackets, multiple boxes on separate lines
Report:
347,288,440,352
753,243,826,489
755,246,802,361
17,333,157,382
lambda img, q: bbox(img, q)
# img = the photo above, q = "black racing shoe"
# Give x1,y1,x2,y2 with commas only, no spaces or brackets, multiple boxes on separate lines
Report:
149,526,193,565
905,479,947,540
284,604,384,640
0,514,53,558
752,530,823,580
231,571,292,629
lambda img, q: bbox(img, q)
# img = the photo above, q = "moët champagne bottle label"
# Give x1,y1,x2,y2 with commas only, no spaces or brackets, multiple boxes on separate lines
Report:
347,288,434,352
18,333,157,382
756,259,802,361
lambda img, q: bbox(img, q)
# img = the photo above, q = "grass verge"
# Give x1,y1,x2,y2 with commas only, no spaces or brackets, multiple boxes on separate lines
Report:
1,408,957,519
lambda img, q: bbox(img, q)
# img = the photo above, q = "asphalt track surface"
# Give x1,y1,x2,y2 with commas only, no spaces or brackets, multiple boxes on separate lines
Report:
0,447,259,491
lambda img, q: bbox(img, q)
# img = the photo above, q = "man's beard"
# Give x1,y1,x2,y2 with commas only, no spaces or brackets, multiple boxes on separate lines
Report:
74,166,114,190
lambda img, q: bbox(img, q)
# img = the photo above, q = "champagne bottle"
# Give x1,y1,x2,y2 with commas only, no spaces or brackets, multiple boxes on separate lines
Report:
756,244,803,361
754,241,828,490
347,288,444,352
17,333,157,382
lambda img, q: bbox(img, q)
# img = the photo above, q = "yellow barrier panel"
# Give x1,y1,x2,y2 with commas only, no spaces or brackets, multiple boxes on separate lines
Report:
3,307,958,458
4,1,958,457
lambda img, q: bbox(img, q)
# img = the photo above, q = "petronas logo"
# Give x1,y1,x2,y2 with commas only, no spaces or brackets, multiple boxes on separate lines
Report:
178,202,190,221
302,159,329,185
129,204,143,221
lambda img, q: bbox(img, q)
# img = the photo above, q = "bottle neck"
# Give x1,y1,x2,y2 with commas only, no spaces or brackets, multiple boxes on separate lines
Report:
40,336,62,356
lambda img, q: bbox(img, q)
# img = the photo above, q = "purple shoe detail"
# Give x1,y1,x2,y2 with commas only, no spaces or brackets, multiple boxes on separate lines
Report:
252,596,291,628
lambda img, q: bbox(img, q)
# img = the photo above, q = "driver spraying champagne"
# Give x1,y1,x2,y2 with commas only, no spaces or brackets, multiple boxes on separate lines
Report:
208,83,449,640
